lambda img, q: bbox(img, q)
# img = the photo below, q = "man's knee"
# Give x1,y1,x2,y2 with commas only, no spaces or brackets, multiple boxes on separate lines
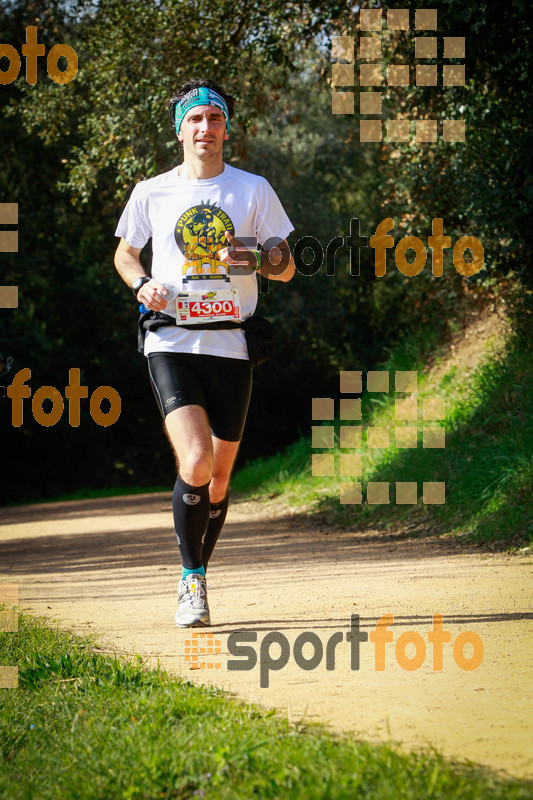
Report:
209,442,239,501
179,450,213,486
209,475,230,504
164,405,213,485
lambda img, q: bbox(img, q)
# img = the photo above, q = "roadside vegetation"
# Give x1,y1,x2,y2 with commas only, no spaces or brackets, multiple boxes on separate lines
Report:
1,612,531,799
232,292,533,548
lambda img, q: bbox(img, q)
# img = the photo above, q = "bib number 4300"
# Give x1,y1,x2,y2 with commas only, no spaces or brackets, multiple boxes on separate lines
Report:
175,288,242,324
190,300,235,317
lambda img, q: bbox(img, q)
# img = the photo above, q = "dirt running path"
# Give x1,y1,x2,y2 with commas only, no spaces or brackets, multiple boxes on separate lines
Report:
1,493,532,779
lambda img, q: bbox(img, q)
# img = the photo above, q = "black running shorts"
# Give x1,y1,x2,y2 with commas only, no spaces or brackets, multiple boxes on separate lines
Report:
147,352,253,442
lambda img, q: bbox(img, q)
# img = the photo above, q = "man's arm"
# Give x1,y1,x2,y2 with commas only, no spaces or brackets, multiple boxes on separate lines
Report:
259,239,295,282
114,238,169,311
219,233,295,282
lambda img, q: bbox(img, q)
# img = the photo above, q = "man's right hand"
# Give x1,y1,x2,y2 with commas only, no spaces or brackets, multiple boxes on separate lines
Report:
136,278,169,312
115,239,170,310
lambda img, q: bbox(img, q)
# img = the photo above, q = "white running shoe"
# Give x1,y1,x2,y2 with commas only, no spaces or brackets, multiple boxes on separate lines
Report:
175,573,211,627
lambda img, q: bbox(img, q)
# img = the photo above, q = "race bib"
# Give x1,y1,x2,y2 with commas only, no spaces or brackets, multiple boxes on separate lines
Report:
174,289,242,325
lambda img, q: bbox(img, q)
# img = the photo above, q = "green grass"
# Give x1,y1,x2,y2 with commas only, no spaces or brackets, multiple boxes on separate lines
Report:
1,612,531,799
232,311,533,547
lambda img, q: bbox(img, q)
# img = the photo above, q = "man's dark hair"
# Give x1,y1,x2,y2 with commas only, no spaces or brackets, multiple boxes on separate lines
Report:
168,78,236,129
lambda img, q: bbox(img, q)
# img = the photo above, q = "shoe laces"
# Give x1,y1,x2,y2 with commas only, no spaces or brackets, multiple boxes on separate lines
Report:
180,574,206,606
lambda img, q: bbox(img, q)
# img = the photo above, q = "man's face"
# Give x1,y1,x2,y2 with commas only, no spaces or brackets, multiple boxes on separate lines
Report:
177,104,228,160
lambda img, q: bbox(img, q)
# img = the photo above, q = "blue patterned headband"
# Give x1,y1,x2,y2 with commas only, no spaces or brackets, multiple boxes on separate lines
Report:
175,87,230,135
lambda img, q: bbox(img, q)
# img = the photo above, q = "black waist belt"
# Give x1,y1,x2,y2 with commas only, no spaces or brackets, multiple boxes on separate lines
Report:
137,310,274,367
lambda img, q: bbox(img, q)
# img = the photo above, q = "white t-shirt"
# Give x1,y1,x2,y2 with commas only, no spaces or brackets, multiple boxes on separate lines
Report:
115,163,294,359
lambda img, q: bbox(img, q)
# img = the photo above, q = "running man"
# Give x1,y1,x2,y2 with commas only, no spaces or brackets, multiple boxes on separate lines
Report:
114,78,295,627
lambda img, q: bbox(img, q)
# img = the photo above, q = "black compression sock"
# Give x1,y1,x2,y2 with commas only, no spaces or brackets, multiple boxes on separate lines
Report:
202,493,230,570
172,475,210,570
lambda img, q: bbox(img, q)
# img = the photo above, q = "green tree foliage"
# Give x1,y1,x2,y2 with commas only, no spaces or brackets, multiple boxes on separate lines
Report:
13,0,338,202
1,0,530,502
366,0,532,286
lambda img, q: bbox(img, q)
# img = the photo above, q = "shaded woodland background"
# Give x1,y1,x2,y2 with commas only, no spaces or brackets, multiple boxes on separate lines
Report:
1,0,531,504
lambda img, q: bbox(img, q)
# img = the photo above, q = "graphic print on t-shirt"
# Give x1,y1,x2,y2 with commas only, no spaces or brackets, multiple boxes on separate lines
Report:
174,201,234,283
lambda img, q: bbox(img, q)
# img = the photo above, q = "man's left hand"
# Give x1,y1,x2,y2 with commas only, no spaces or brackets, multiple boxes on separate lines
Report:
218,231,258,270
